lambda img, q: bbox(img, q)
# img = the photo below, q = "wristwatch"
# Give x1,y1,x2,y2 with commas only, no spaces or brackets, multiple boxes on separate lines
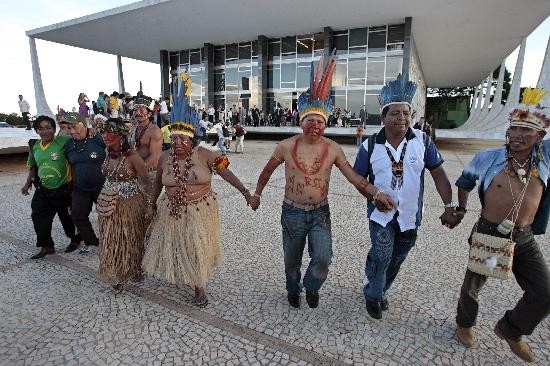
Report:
443,201,457,209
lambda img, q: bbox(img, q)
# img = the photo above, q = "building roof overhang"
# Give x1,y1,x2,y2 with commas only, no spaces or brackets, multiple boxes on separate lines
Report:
26,0,550,87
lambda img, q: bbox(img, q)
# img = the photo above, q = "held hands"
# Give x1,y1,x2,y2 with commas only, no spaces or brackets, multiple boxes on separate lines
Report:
373,190,396,213
249,194,260,211
440,208,464,229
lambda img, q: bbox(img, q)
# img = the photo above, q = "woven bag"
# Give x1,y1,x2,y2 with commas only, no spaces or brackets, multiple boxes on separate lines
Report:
467,231,515,280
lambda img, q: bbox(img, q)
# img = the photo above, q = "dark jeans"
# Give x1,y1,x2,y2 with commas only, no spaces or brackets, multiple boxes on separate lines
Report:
71,188,100,246
281,202,332,294
364,216,418,301
456,217,550,341
31,185,81,248
23,112,31,129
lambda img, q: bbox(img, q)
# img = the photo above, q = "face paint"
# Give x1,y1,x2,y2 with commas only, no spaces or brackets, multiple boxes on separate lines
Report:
301,114,326,139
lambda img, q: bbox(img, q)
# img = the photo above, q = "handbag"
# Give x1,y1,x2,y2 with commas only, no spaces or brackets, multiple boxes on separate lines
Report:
467,223,515,280
96,188,119,217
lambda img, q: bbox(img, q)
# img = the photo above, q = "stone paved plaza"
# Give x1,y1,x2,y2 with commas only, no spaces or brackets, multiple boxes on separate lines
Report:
0,139,549,366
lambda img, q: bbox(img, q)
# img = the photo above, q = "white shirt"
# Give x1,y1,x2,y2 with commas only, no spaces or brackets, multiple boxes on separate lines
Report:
214,123,224,138
18,99,30,113
199,119,210,129
160,101,168,114
208,107,215,116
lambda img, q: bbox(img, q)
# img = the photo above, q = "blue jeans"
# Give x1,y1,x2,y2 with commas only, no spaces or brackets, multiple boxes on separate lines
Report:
364,216,417,301
281,202,333,294
217,137,226,154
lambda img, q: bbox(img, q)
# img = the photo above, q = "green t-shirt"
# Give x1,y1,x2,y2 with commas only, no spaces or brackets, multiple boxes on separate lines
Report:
27,135,71,189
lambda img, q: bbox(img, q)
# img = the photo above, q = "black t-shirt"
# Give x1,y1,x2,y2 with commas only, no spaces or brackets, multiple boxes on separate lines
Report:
66,134,106,191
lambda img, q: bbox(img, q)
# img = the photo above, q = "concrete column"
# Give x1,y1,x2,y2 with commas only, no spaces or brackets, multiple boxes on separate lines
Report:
204,43,214,108
459,85,481,128
401,17,413,78
117,55,125,93
470,74,493,128
323,26,333,55
258,35,269,113
28,37,54,117
537,36,550,108
160,50,170,100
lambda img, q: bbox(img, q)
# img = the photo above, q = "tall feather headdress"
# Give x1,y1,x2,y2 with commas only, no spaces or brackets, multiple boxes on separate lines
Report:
379,74,417,111
170,72,199,137
297,50,337,122
509,88,549,131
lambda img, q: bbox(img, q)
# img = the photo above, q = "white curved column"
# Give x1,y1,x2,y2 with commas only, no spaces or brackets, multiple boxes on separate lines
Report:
459,84,481,128
537,36,550,108
469,75,492,129
29,37,54,117
483,60,506,127
489,38,527,133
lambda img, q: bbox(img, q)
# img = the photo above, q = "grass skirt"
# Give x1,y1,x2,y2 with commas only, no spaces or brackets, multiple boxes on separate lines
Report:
98,192,148,284
142,190,222,288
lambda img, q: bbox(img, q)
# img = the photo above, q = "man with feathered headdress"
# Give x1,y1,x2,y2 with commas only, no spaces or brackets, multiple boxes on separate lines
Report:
451,88,550,363
353,74,455,320
250,53,394,309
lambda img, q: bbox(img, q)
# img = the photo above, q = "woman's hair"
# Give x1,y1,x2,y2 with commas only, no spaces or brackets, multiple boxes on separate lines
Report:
33,115,56,130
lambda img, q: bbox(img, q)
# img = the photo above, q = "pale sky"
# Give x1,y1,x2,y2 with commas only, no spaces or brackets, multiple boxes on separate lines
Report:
0,1,548,116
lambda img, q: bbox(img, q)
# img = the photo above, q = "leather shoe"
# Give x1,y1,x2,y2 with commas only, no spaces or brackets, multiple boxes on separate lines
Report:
64,241,81,253
456,326,477,348
381,297,389,311
31,247,55,259
365,299,382,319
494,324,535,363
305,290,319,308
287,293,300,308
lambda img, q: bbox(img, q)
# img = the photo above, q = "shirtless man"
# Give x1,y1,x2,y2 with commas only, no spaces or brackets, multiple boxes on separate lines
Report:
453,89,550,363
130,95,163,174
249,57,393,308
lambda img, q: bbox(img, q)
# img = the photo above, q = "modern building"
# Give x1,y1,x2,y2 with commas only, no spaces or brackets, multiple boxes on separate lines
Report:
25,0,550,126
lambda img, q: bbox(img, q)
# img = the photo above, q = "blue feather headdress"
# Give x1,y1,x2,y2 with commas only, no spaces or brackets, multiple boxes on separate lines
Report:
170,73,199,137
297,50,337,122
379,74,417,111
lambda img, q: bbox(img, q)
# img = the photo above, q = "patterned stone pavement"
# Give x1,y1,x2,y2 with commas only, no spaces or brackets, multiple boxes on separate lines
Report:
0,139,548,366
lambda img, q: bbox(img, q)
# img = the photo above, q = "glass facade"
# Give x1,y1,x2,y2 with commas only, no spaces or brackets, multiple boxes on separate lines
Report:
167,22,405,125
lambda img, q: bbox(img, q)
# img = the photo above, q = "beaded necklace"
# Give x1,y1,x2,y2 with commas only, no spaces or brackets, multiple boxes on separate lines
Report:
168,148,194,218
385,141,408,190
134,121,151,148
73,136,88,153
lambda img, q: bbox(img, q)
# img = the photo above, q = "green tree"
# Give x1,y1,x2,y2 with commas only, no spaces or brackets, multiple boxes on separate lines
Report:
0,113,23,126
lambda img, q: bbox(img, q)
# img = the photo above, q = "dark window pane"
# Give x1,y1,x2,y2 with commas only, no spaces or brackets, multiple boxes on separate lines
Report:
239,45,251,60
313,33,324,50
297,38,313,55
240,72,250,90
387,43,404,51
367,61,385,85
214,71,225,92
349,28,368,47
190,51,201,65
281,62,296,83
334,34,348,55
179,50,188,65
271,67,280,89
225,68,238,91
365,94,381,124
388,24,405,44
214,47,225,66
268,41,280,57
296,66,311,88
169,54,179,69
252,40,258,57
281,36,296,53
347,90,365,118
368,28,387,53
348,58,366,79
385,55,403,79
226,43,238,59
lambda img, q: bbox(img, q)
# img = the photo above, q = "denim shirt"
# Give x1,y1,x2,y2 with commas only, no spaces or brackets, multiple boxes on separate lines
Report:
455,139,550,234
